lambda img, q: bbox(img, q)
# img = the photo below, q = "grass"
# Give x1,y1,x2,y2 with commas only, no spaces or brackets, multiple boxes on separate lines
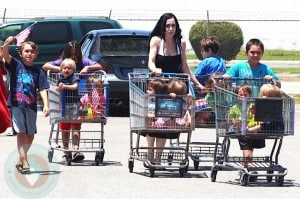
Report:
187,49,300,61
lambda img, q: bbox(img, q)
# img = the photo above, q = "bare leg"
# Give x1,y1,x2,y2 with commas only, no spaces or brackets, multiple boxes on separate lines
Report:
72,129,80,150
146,135,155,161
17,133,34,167
61,130,70,155
242,149,254,168
155,138,167,162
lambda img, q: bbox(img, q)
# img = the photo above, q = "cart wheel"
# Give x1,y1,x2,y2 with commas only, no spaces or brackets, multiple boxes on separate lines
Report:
95,153,104,166
210,167,218,182
167,154,173,165
128,159,134,173
66,154,72,166
185,161,189,173
240,173,249,186
48,149,53,163
193,160,199,170
266,170,274,183
179,168,185,177
150,167,155,177
275,176,284,186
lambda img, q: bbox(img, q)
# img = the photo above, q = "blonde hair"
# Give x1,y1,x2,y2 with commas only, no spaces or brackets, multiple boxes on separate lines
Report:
60,58,76,72
168,79,187,95
86,76,103,91
259,84,282,97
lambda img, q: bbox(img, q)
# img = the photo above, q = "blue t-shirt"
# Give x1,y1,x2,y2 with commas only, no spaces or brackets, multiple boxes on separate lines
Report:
225,61,279,80
194,55,226,85
57,73,80,103
5,57,49,112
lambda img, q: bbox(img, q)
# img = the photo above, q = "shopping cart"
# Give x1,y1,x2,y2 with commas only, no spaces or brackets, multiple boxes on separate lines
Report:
47,71,109,166
210,78,295,186
128,72,195,177
189,74,224,170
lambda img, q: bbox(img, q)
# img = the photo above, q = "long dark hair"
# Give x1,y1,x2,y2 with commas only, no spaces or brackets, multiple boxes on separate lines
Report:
61,41,84,71
149,13,182,48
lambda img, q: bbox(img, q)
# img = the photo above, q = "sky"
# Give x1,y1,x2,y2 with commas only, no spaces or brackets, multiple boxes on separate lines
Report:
1,0,300,12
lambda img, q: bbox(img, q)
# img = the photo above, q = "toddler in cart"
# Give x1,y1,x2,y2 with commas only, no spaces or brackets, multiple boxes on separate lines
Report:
80,75,106,120
145,78,169,166
56,58,84,162
229,83,284,170
195,72,224,125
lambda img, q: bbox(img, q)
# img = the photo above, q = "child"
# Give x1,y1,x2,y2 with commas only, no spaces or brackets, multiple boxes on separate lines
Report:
80,75,106,119
255,84,284,134
195,72,224,125
229,84,263,169
2,36,49,173
56,58,84,162
145,78,169,166
168,79,192,128
194,36,226,86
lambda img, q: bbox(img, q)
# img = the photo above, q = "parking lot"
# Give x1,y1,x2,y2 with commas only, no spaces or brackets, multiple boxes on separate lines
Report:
0,101,299,198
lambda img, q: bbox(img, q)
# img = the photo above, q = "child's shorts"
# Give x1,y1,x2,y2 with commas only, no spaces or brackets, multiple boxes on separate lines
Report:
11,106,37,135
59,122,81,131
238,137,265,150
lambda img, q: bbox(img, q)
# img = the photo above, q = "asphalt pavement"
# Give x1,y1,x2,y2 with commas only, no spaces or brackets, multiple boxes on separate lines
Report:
0,81,300,199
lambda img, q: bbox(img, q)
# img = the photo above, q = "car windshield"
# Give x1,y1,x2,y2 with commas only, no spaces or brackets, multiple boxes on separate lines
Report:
91,35,149,56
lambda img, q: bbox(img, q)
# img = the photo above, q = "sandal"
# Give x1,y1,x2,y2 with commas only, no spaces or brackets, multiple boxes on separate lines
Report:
15,164,23,172
72,152,85,162
21,165,31,174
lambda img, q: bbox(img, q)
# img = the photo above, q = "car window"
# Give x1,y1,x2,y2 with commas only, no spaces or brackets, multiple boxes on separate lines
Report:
0,24,23,45
80,22,116,36
28,22,73,45
94,36,149,56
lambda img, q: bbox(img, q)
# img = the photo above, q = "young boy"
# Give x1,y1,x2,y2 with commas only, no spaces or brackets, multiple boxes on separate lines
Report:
194,36,226,86
2,36,49,174
56,58,84,162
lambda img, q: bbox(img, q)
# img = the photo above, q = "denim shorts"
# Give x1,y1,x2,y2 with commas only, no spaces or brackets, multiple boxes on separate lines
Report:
11,106,37,135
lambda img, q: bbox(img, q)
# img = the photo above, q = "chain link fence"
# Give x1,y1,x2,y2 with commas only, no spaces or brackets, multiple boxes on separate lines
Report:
1,8,300,52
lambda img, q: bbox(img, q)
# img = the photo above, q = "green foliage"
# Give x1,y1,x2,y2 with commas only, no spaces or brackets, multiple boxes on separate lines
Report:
236,49,300,60
189,21,243,61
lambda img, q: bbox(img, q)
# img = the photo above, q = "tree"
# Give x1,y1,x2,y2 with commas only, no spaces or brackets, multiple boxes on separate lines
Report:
189,21,243,61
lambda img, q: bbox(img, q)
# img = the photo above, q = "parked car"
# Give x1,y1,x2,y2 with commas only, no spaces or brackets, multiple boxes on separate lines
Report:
80,29,150,116
0,16,123,68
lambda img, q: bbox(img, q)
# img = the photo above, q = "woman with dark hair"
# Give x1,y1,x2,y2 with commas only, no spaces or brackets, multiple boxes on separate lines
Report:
42,41,105,74
148,12,204,90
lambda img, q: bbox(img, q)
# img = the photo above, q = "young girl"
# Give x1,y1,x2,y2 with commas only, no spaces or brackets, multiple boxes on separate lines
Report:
145,78,169,166
168,79,191,128
2,36,49,173
80,75,106,119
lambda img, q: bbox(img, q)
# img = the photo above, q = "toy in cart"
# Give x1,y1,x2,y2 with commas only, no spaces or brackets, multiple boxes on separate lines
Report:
47,70,109,166
128,72,195,177
211,79,295,186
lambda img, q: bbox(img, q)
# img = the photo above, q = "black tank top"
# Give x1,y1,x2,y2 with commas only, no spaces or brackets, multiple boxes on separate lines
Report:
155,39,182,73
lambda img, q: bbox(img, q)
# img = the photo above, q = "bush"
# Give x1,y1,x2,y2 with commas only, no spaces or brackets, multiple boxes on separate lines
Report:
189,21,244,61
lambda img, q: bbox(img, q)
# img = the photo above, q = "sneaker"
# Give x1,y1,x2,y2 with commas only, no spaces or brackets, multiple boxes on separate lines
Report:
72,152,85,162
5,127,15,136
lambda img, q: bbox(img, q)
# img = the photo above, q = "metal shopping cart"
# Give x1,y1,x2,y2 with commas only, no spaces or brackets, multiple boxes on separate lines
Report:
189,74,224,170
210,78,295,186
128,72,195,177
47,71,109,166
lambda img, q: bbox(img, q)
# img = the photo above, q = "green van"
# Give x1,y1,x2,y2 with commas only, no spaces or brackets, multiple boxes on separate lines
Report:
0,16,123,67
